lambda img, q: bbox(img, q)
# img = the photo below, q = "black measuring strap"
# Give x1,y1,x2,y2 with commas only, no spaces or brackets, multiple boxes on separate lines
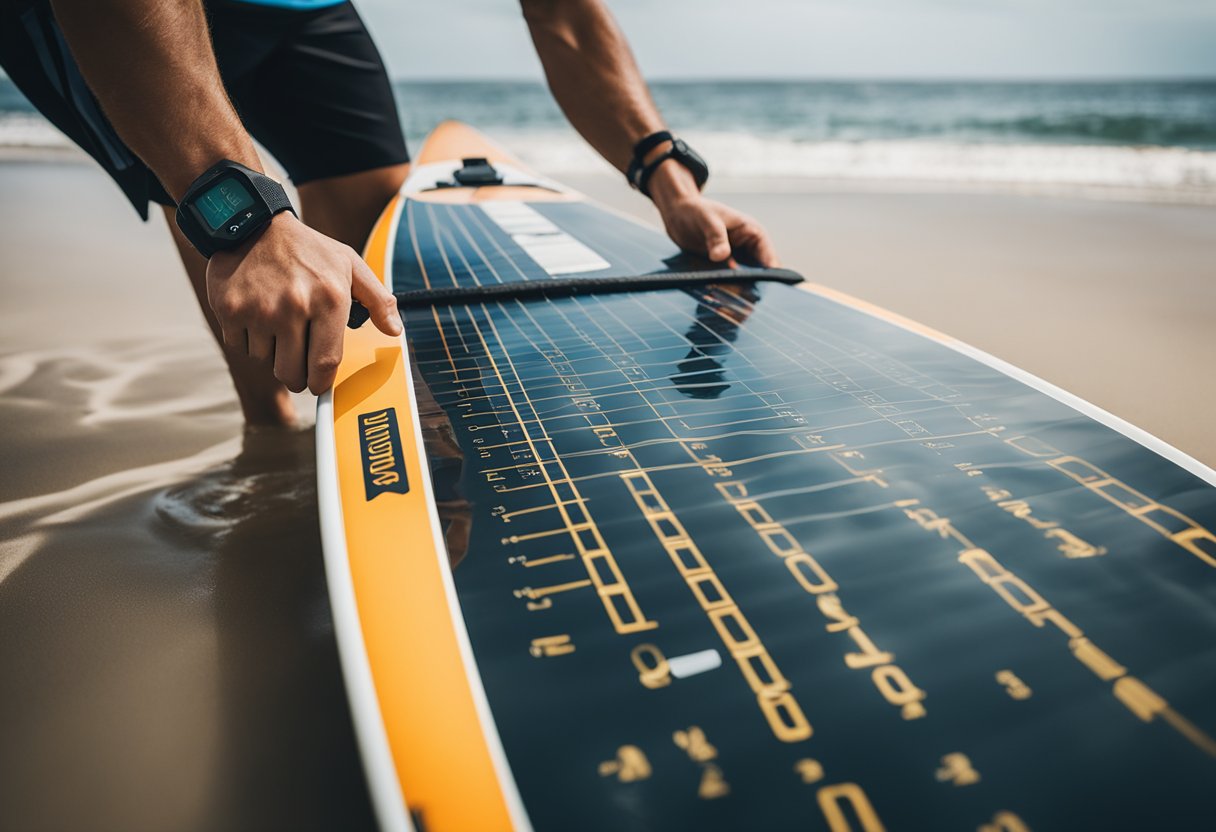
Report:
347,268,805,329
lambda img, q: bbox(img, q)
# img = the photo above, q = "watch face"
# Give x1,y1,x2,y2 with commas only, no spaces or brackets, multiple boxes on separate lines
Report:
176,163,289,257
196,176,257,231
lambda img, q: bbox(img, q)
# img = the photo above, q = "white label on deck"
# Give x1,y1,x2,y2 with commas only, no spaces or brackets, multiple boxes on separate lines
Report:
668,649,723,679
481,202,611,276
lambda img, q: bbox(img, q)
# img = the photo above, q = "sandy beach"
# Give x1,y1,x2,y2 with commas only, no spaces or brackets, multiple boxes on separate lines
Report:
1,152,1214,830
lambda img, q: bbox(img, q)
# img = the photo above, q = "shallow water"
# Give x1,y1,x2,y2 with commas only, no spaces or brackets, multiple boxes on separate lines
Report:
0,339,375,831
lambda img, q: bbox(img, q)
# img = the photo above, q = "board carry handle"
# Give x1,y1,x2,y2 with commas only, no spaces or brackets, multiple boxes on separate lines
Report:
347,266,805,329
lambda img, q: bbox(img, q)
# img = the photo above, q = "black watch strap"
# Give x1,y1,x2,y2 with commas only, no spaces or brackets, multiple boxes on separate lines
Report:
175,160,295,259
633,151,676,198
626,130,672,194
249,172,294,217
626,132,709,198
633,130,673,161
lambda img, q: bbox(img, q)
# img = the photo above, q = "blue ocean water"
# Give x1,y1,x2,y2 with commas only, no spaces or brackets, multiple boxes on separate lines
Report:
386,80,1216,149
3,79,1215,198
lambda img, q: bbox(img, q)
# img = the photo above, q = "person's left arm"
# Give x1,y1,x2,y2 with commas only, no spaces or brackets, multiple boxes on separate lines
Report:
521,0,778,267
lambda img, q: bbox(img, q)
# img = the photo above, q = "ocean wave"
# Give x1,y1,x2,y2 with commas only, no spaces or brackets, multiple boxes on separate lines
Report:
0,113,72,149
951,113,1216,148
493,129,1216,202
4,113,1215,202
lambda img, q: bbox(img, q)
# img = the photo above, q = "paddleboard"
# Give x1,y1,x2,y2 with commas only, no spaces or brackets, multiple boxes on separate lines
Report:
318,122,1216,832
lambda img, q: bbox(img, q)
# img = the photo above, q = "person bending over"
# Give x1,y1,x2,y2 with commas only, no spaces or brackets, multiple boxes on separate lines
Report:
0,0,778,425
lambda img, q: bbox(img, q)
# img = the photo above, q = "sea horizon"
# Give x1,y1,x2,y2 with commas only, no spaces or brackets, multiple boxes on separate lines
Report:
4,77,1215,202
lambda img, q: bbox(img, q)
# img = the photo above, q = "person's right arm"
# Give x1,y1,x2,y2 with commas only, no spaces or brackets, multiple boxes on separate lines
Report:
49,0,402,394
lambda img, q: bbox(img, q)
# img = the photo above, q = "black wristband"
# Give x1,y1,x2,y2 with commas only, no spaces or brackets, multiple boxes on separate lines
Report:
633,130,673,160
634,151,675,198
626,130,672,193
175,160,295,259
628,137,710,198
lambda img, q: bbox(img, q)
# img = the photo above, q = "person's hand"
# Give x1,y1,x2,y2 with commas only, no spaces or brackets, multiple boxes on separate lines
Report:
647,160,779,268
206,213,403,395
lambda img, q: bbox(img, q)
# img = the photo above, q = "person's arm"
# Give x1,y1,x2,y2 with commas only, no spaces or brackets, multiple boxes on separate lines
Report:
521,0,778,267
49,0,402,395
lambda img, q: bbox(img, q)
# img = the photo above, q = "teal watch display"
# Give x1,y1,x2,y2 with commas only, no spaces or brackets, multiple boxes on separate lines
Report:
175,160,295,258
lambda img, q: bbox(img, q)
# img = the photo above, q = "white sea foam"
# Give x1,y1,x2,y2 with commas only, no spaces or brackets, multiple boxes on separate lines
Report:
5,112,1216,202
0,113,72,149
494,129,1216,203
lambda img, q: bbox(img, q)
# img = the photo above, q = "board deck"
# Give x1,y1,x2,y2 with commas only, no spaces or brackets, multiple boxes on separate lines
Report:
318,122,1216,832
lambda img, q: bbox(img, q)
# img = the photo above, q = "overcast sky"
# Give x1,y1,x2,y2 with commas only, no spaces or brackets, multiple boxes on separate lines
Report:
355,0,1216,80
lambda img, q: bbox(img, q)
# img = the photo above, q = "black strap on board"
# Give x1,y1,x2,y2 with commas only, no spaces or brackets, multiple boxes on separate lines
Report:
450,157,504,187
347,267,805,329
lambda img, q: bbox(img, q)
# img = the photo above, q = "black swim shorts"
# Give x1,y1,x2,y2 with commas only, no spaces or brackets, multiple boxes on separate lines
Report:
0,0,409,218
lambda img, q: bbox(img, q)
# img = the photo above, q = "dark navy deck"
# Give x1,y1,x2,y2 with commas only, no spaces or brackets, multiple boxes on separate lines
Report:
395,197,1216,831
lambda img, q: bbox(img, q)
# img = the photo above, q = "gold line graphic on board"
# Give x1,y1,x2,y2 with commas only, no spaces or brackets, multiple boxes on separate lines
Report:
712,271,1216,571
514,290,928,722
893,498,1216,757
679,239,1216,740
1004,437,1216,568
616,468,813,742
453,204,817,743
517,553,577,568
515,579,593,599
426,207,657,635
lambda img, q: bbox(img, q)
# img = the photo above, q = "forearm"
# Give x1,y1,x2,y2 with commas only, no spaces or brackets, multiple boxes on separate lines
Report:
523,0,701,207
524,1,776,267
523,0,669,173
50,0,259,199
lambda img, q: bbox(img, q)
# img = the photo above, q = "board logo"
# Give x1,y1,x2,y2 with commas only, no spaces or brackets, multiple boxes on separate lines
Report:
357,408,410,500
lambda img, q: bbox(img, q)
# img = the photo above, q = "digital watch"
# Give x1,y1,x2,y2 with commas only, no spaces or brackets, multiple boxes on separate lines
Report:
175,160,296,258
626,131,710,199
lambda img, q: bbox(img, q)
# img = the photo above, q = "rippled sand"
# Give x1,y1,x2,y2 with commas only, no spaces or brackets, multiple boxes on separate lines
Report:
1,156,1213,830
0,160,373,831
0,343,375,830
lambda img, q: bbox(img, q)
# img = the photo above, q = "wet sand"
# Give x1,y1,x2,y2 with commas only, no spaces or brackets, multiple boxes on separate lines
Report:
1,155,1214,830
0,158,370,832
